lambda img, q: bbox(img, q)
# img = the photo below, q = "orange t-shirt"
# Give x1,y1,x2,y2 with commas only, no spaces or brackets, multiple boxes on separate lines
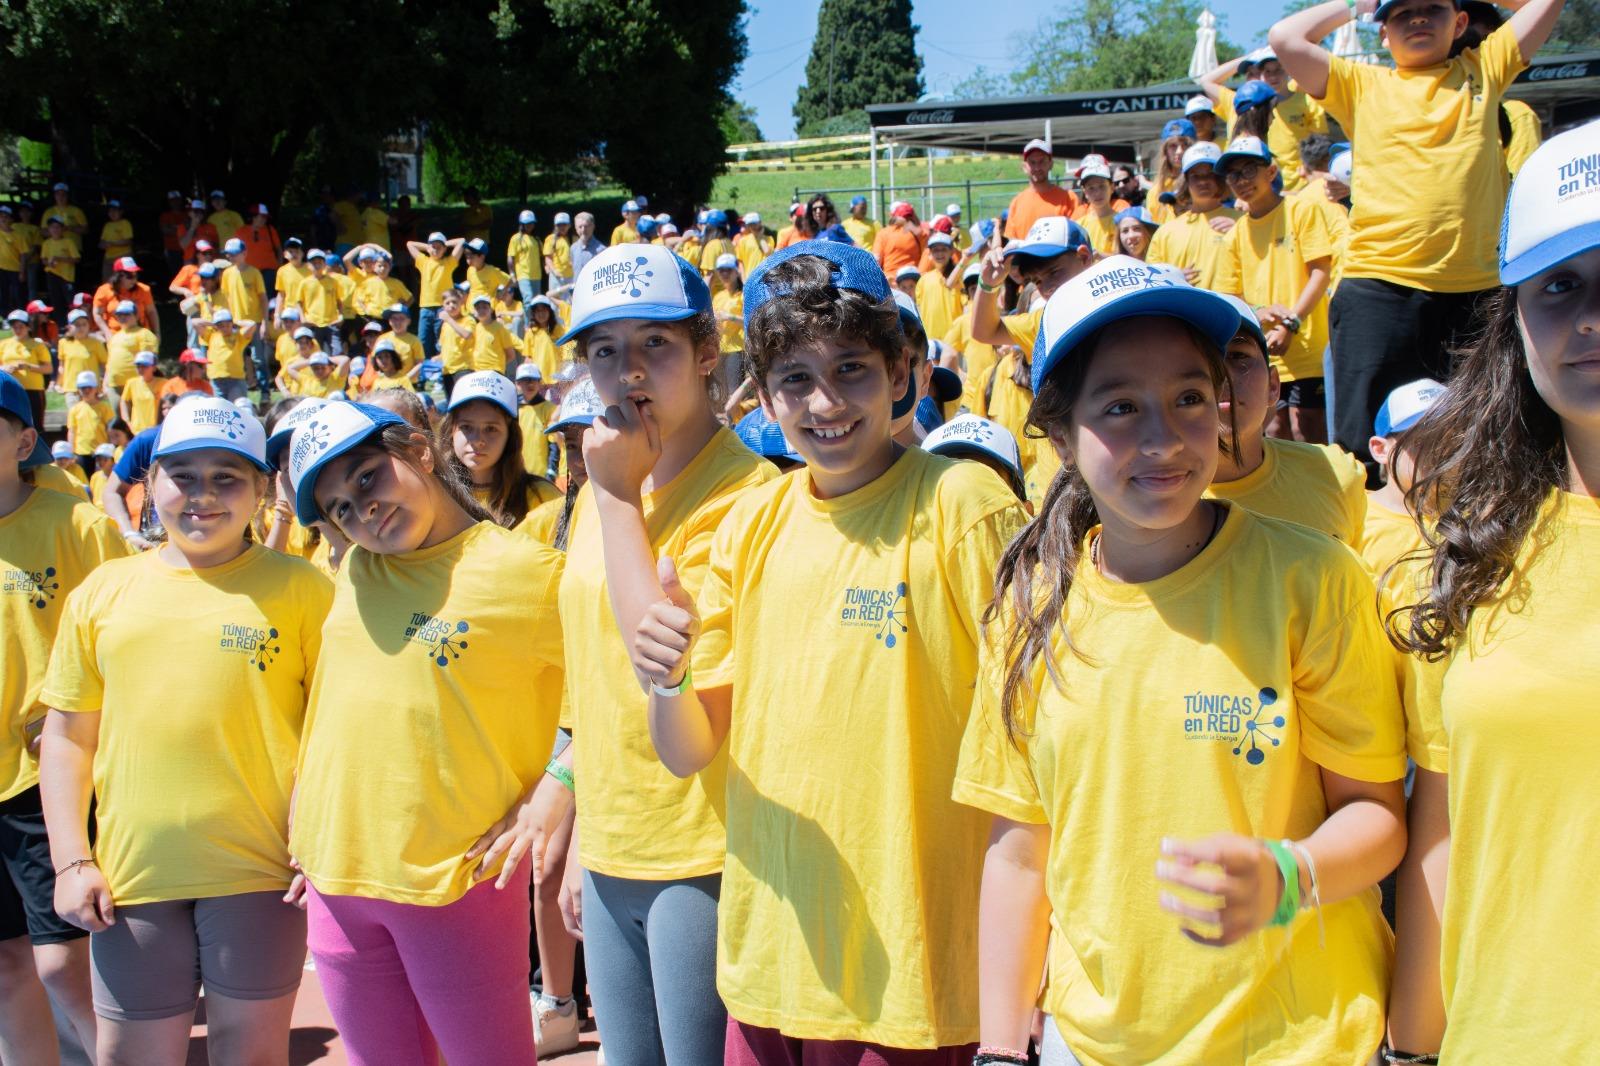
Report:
873,224,925,276
776,226,804,250
159,209,189,253
235,224,282,272
171,264,200,294
160,376,215,399
1004,185,1080,240
182,223,219,261
93,283,157,332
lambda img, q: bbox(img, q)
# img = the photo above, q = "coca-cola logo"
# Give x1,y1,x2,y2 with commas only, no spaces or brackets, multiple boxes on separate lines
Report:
1528,62,1589,82
905,109,957,124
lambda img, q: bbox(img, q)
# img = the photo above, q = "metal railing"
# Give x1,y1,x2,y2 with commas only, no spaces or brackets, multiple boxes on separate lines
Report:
794,167,1081,226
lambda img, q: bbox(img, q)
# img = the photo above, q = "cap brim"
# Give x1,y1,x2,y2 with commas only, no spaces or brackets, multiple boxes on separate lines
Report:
1002,240,1072,260
890,368,918,420
1216,150,1272,173
546,413,597,434
1033,287,1241,393
154,437,272,474
554,302,698,347
929,366,963,404
18,434,52,471
1500,217,1600,286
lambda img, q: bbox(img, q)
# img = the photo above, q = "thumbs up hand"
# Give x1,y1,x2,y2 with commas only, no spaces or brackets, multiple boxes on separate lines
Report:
633,555,700,689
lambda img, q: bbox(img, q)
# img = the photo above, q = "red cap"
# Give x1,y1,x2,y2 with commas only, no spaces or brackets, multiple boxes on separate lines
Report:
930,215,953,234
178,348,209,365
24,300,53,315
111,256,140,273
790,203,806,218
71,293,92,308
890,202,916,219
194,239,214,252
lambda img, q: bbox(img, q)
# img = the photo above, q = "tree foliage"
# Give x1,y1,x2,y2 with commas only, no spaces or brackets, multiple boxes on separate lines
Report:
1549,0,1600,50
0,0,747,211
793,0,924,136
719,98,765,144
953,0,1242,98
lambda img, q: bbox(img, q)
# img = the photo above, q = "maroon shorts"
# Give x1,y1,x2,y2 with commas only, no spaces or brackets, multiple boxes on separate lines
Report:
725,1018,977,1066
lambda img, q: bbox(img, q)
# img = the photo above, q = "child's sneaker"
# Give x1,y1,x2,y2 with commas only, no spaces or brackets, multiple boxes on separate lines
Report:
532,992,580,1057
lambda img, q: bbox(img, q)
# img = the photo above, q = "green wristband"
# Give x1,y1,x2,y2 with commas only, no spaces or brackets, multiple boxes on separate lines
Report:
545,760,574,793
978,278,1002,293
1264,839,1300,927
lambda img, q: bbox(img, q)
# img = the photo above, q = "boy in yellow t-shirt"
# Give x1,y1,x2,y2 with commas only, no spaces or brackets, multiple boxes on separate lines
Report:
1215,136,1333,444
378,304,424,373
1147,143,1242,293
609,200,642,246
40,217,78,309
1071,156,1121,254
88,443,116,509
507,209,543,304
405,233,465,360
66,371,115,472
512,363,556,477
463,239,509,301
98,200,134,277
913,234,965,342
639,241,1029,1057
56,310,109,390
118,351,163,434
542,213,574,293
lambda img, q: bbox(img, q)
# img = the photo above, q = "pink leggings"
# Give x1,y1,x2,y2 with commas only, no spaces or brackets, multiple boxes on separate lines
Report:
305,859,535,1066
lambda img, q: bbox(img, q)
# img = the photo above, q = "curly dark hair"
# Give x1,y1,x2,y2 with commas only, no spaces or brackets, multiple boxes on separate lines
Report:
743,254,905,387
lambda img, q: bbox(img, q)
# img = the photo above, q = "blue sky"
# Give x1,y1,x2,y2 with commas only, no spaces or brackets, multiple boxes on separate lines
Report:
733,0,1280,141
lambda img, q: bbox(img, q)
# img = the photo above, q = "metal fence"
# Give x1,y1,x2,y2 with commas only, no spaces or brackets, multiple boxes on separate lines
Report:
794,166,1078,226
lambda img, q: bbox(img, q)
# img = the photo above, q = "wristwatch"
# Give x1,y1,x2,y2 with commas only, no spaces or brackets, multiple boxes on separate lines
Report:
1283,314,1302,335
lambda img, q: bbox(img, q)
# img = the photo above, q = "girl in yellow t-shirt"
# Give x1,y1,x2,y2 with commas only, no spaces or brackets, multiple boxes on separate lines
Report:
1386,126,1600,1063
711,255,745,354
955,258,1406,1066
440,370,560,530
521,296,569,381
40,397,331,1065
281,399,565,1066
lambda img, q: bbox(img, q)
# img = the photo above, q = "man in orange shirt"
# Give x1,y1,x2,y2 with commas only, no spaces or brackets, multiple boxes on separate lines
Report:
237,205,282,289
871,201,925,276
158,189,188,274
1003,138,1078,240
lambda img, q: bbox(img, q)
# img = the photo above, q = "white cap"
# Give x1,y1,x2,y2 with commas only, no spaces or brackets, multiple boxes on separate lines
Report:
895,264,922,281
557,243,712,345
742,212,761,225
74,370,99,389
1500,121,1600,285
348,356,366,374
212,308,234,323
52,182,68,192
1022,138,1052,158
448,370,518,418
255,203,270,215
1330,150,1353,185
622,199,641,213
1077,151,1112,182
714,253,738,271
927,232,954,248
518,209,537,224
292,326,314,341
553,212,572,224
471,293,492,306
1033,255,1239,392
287,401,409,521
1182,142,1224,175
234,397,255,411
944,203,962,216
209,188,226,198
514,362,543,381
1185,95,1215,116
93,443,116,458
385,302,409,317
308,351,332,366
223,237,245,255
114,299,137,315
166,188,182,199
1217,135,1273,173
961,261,983,284
654,213,671,224
51,441,73,459
465,238,488,255
154,395,270,471
1375,378,1446,437
1002,216,1090,260
134,350,157,366
264,397,330,468
281,306,303,320
189,198,205,210
327,390,348,401
427,231,448,243
548,377,605,434
921,414,1025,494
66,309,88,323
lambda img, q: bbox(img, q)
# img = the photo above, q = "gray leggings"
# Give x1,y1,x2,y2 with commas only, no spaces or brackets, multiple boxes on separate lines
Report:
581,869,725,1066
1039,1016,1083,1066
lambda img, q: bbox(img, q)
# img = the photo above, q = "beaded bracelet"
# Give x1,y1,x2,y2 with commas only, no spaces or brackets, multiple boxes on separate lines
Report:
973,1047,1029,1066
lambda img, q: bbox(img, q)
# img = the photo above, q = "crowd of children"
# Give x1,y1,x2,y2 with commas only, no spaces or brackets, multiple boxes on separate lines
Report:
0,1,1591,1064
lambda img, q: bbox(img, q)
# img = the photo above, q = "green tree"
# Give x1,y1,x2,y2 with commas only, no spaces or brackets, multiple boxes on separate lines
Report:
719,98,765,144
1550,0,1600,49
793,0,924,136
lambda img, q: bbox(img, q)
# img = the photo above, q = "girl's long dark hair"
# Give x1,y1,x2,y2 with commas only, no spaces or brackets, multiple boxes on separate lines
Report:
438,401,554,528
1392,288,1566,659
1232,101,1273,140
986,321,1231,741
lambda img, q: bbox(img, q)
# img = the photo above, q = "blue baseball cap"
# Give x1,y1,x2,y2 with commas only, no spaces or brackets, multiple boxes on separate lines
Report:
850,195,867,206
1001,216,1091,260
547,378,604,434
1234,80,1279,116
1182,142,1225,175
287,402,407,524
734,407,804,465
744,239,891,331
0,371,50,468
1217,135,1274,174
1032,256,1239,393
1114,206,1160,230
222,237,246,255
702,210,728,228
1500,120,1600,285
265,397,330,470
1162,118,1197,141
1216,293,1269,355
1375,378,1447,437
638,217,659,238
154,395,270,472
557,243,711,346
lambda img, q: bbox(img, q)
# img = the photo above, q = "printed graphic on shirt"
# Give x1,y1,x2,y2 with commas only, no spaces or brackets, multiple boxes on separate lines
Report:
3,566,59,609
217,623,280,671
1183,686,1286,765
840,581,909,649
404,613,470,667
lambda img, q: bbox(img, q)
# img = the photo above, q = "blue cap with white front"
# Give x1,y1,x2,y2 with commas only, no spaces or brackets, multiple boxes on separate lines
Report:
734,407,804,465
745,240,890,332
287,402,407,524
154,395,270,472
556,243,711,346
1162,118,1197,141
1217,135,1274,173
1233,79,1279,116
920,413,1025,497
448,370,518,418
1374,378,1446,438
223,237,245,255
1500,118,1600,285
266,397,330,470
547,378,604,434
1182,142,1224,175
0,371,51,468
1032,255,1240,392
1002,216,1090,260
1114,206,1159,230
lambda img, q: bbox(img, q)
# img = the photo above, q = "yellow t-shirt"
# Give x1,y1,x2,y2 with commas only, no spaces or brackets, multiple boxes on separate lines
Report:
1206,437,1367,547
1359,498,1423,577
30,462,89,501
68,399,113,455
1409,491,1600,1062
295,274,344,328
275,260,311,310
521,327,566,381
414,251,459,308
1267,91,1330,194
371,372,414,392
106,327,157,389
42,236,77,282
954,505,1403,1065
609,223,640,247
507,233,542,281
360,207,390,249
353,275,411,319
120,374,160,434
945,318,997,416
675,236,702,270
1217,196,1333,381
12,222,41,257
100,219,133,259
1078,208,1119,255
691,448,1028,1046
88,470,109,510
734,232,773,275
914,270,965,345
1501,97,1541,177
291,522,565,905
293,369,342,398
542,233,572,278
974,353,1058,503
378,330,424,372
470,320,515,373
518,400,557,474
42,546,331,904
1318,26,1525,292
1146,207,1242,293
712,289,745,353
467,264,510,301
57,336,108,384
207,209,244,243
561,429,777,879
0,337,50,391
206,329,252,381
520,495,566,547
0,488,127,802
439,316,475,374
1000,306,1042,355
841,216,879,249
331,272,358,318
0,227,22,273
221,263,266,321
